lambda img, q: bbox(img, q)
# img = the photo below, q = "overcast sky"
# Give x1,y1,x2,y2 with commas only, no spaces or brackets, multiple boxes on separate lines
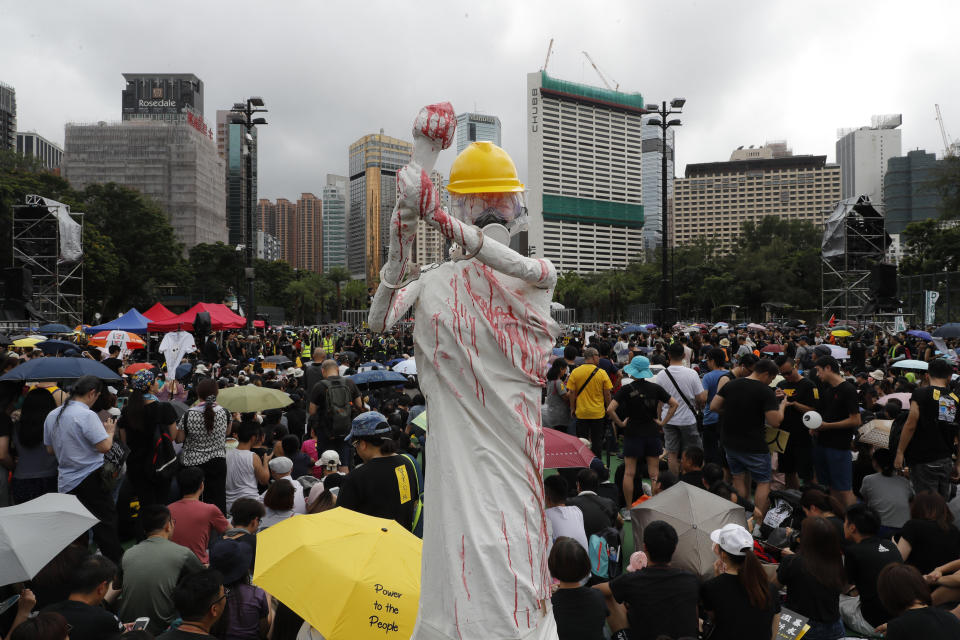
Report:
4,0,959,201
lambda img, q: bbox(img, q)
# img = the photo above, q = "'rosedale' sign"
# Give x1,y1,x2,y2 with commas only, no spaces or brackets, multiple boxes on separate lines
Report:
138,99,176,108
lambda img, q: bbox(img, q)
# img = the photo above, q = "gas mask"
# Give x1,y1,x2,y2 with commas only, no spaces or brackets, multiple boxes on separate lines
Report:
450,192,528,244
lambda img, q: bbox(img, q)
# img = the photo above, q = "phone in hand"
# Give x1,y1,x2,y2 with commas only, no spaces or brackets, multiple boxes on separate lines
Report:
132,617,150,631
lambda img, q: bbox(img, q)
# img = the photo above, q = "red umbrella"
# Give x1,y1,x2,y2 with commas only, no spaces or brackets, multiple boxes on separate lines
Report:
543,428,596,469
124,363,155,375
760,344,784,354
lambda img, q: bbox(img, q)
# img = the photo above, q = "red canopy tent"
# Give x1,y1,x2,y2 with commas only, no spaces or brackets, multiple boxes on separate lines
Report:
147,302,247,333
142,302,178,323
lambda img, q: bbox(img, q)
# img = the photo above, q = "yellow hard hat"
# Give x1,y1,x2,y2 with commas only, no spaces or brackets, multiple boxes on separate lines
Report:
446,141,524,194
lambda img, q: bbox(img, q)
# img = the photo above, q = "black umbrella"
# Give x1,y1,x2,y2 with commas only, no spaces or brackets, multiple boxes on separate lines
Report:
35,340,80,355
0,334,10,346
37,323,73,335
0,357,121,382
933,323,960,339
264,355,292,368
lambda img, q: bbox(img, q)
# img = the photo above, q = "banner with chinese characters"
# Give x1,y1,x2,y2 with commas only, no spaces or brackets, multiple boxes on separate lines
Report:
775,608,810,640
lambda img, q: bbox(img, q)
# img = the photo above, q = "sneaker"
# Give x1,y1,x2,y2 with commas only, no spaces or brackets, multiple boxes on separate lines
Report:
620,508,632,521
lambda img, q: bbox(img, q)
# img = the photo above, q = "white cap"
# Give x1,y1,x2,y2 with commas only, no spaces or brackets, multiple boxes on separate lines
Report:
268,456,293,474
709,523,754,556
316,450,341,470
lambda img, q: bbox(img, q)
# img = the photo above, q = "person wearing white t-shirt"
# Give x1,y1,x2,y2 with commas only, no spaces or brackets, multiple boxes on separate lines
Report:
653,342,707,474
544,475,589,553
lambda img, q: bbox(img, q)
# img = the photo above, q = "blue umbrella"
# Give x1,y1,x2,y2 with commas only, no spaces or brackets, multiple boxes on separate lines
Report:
620,324,646,335
0,357,122,382
907,330,933,341
37,323,72,335
349,370,408,388
552,347,565,357
34,340,80,355
891,359,929,371
385,358,405,368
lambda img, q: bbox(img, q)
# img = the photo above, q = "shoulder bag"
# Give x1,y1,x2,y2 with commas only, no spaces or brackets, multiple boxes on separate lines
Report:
663,367,703,430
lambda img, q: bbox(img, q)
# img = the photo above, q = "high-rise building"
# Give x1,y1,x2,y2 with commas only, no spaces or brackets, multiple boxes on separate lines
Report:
884,149,943,234
526,71,645,273
641,117,674,255
836,115,902,207
274,198,297,267
63,120,226,248
348,132,412,282
296,193,322,273
16,132,63,170
672,150,841,252
257,198,276,238
122,73,204,122
216,110,257,247
414,170,449,265
256,230,281,261
729,140,793,161
0,82,15,150
322,174,348,271
455,112,502,154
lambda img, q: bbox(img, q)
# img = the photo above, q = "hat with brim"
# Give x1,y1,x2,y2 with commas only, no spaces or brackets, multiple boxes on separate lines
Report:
709,523,754,556
623,355,654,379
869,369,884,382
345,411,392,443
719,338,731,347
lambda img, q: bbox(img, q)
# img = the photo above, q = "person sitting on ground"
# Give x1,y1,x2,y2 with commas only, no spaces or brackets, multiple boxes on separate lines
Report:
8,612,70,640
277,434,312,480
118,505,204,635
549,536,607,640
260,456,306,515
168,466,231,564
223,497,263,573
860,448,913,536
799,488,846,540
776,516,846,640
566,469,619,539
701,523,780,640
841,503,901,633
679,446,705,488
157,569,226,640
595,520,699,640
544,475,588,552
896,491,960,576
258,479,296,531
877,563,960,640
41,552,123,640
209,539,272,640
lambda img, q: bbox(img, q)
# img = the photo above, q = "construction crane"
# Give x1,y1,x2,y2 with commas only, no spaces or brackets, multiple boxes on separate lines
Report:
582,51,619,92
542,38,554,72
936,104,956,156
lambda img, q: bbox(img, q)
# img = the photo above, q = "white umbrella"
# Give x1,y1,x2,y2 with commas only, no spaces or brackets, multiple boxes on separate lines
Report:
827,345,848,360
631,482,747,580
393,358,417,375
0,494,99,585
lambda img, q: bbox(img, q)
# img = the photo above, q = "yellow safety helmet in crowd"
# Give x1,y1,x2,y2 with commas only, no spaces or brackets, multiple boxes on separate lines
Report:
446,141,524,194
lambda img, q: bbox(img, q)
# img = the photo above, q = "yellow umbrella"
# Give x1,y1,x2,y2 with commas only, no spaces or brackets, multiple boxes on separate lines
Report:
831,330,852,337
12,337,45,348
253,508,421,640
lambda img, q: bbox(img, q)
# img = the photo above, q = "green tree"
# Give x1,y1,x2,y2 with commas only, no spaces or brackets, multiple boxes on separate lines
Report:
283,272,331,325
343,279,369,310
188,242,242,304
899,219,960,275
325,265,351,322
253,259,295,309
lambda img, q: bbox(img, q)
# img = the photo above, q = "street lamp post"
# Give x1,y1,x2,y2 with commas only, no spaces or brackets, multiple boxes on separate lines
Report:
645,98,684,329
230,97,267,332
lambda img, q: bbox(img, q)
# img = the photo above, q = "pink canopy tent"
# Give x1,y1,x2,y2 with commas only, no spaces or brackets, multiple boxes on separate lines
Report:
142,303,178,323
147,302,247,333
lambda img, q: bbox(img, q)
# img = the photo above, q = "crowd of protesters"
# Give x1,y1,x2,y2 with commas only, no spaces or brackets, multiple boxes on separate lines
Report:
1,320,960,639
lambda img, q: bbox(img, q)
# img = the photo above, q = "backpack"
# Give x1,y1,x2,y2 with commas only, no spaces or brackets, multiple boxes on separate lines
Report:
320,378,353,437
152,423,180,480
588,526,622,580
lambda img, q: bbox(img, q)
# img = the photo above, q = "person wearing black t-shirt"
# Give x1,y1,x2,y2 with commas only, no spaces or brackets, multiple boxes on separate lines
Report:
701,523,780,640
711,358,786,517
877,563,960,640
896,492,960,576
597,520,699,640
548,536,607,640
812,356,860,507
842,504,901,630
338,411,419,531
894,358,960,499
606,355,677,507
775,355,818,488
42,552,123,640
777,516,846,640
102,345,123,376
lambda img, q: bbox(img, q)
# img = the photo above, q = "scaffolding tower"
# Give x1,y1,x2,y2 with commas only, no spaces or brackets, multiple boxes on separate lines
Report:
13,194,84,326
821,195,888,320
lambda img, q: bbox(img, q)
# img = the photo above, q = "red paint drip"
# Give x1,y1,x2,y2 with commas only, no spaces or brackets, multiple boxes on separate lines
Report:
460,534,471,600
419,103,455,148
453,599,463,640
502,511,519,628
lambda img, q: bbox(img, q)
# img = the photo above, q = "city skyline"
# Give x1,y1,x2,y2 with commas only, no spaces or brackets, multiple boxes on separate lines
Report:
3,0,957,204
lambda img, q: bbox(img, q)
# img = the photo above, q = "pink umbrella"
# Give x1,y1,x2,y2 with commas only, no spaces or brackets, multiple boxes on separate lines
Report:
543,428,596,469
760,344,784,354
877,392,912,409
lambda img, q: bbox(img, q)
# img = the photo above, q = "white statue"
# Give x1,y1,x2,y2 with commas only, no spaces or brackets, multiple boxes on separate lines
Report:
369,103,560,640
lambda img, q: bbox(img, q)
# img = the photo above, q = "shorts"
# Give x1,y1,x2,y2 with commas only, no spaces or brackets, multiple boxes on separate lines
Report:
623,434,663,460
909,458,953,499
663,423,702,454
725,448,772,483
812,444,852,492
